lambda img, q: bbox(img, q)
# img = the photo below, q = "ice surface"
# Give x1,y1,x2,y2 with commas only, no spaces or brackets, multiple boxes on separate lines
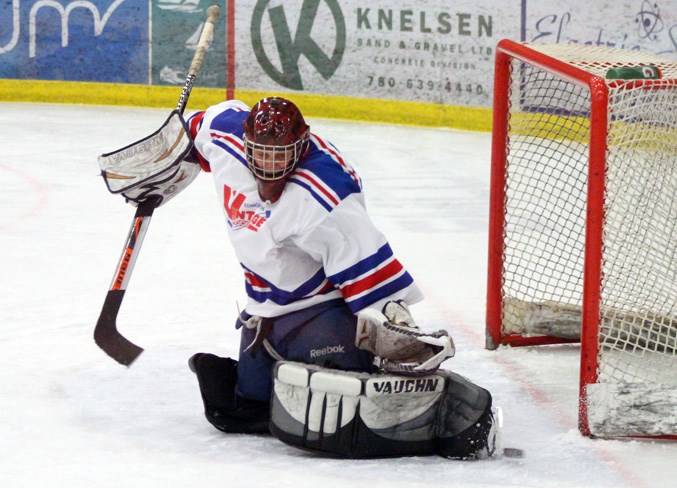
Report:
1,102,675,488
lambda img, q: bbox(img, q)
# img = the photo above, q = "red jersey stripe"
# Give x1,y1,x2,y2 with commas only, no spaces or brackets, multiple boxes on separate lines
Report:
244,271,269,289
340,259,404,299
211,132,245,152
293,171,340,206
188,112,211,171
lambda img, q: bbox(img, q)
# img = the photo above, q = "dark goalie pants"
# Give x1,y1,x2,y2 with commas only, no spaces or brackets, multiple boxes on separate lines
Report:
235,299,374,402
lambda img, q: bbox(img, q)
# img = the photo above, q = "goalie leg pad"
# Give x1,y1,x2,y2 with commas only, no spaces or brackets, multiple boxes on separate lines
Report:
435,370,497,459
270,362,497,459
189,353,270,434
271,362,440,458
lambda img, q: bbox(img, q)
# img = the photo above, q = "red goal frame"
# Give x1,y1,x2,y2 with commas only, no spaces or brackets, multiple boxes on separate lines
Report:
485,39,677,439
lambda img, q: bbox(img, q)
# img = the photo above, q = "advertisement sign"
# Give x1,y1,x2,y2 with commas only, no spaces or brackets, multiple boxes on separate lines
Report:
237,0,676,107
1,0,675,109
238,0,514,107
0,0,148,83
151,0,227,88
523,0,677,57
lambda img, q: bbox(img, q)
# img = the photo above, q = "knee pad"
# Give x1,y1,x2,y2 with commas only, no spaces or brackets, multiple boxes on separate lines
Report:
270,362,496,459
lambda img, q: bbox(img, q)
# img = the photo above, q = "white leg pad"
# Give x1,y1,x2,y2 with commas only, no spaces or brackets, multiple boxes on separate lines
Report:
270,361,497,459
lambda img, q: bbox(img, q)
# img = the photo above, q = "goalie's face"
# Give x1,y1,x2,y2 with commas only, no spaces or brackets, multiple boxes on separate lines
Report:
245,140,303,181
243,97,309,186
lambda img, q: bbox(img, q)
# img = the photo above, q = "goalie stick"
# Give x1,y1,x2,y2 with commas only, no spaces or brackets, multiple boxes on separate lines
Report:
94,5,221,366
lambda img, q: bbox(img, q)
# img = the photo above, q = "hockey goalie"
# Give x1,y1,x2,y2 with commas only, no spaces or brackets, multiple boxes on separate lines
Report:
100,96,502,460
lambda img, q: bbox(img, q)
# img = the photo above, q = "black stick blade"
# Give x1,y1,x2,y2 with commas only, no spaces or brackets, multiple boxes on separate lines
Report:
94,290,144,366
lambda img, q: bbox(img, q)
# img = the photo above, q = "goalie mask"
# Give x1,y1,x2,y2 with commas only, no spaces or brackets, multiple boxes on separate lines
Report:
243,97,310,203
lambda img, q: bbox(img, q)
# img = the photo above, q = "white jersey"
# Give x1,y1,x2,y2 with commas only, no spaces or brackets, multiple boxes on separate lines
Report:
189,100,423,317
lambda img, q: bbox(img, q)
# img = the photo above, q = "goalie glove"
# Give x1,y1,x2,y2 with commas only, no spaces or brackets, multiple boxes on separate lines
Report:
99,110,200,207
356,301,455,375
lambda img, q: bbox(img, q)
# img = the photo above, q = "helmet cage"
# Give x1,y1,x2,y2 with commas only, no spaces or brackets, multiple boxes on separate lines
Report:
243,132,308,181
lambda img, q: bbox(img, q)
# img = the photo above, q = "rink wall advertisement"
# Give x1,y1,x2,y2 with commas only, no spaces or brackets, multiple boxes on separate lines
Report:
239,0,505,107
0,0,148,82
1,0,676,110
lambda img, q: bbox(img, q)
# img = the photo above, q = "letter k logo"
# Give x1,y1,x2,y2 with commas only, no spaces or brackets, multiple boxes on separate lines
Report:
251,0,346,90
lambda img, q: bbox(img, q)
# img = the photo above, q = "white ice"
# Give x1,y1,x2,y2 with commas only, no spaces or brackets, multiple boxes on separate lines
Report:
1,102,675,488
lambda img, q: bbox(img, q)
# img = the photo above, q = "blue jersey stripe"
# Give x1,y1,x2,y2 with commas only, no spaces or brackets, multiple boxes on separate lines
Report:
328,243,394,286
287,178,334,212
213,139,248,167
290,141,361,203
243,265,335,305
245,283,336,306
345,272,415,313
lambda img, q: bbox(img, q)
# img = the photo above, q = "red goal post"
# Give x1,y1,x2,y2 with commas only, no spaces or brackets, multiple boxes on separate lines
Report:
486,40,677,438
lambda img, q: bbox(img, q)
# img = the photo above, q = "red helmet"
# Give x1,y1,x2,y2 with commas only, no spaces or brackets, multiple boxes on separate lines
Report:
242,97,310,181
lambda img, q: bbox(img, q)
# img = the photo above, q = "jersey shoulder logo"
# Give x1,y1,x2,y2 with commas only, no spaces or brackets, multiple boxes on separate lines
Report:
223,184,269,231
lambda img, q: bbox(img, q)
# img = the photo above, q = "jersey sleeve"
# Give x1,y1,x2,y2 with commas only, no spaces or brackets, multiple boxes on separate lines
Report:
292,194,423,314
187,100,251,172
186,111,210,171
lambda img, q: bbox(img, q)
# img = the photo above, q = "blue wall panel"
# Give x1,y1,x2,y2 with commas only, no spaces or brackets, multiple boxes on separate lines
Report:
0,0,148,83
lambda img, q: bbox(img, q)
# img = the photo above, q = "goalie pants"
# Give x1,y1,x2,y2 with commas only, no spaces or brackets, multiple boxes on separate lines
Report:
236,299,374,402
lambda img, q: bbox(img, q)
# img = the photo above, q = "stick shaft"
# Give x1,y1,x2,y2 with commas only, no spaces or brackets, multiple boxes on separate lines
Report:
177,5,221,114
109,203,154,292
94,198,157,365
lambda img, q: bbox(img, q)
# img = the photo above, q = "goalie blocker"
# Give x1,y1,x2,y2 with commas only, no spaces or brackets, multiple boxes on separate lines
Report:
270,361,501,459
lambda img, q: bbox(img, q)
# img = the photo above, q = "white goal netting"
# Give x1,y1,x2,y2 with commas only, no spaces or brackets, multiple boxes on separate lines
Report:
498,44,677,437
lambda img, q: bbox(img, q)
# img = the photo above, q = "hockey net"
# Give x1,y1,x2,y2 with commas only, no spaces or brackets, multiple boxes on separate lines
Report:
486,40,677,438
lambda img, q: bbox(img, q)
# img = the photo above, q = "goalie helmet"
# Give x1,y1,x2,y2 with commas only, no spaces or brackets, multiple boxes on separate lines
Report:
242,97,310,182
